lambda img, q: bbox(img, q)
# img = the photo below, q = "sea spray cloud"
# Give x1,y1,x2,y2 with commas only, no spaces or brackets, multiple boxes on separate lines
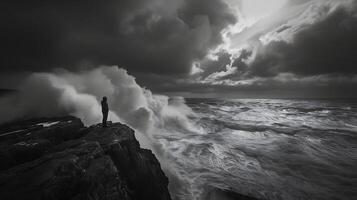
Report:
0,65,203,153
0,66,198,134
0,65,204,198
0,71,118,125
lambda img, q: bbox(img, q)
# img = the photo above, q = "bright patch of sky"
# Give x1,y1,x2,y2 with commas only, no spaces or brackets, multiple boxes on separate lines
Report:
205,0,289,79
218,0,290,56
240,0,288,20
224,0,288,30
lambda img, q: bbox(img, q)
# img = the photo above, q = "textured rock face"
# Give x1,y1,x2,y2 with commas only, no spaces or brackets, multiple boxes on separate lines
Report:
205,188,260,200
0,116,171,200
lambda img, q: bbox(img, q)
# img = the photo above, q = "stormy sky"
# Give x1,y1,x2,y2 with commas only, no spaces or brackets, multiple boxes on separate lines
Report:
1,0,357,98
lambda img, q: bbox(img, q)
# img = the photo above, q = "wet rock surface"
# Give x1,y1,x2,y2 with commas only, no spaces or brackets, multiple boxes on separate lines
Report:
0,116,171,200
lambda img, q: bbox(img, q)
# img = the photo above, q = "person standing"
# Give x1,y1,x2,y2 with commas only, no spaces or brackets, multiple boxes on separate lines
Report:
101,96,109,127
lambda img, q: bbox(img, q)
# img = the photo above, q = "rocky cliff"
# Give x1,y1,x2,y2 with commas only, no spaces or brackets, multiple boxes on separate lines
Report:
0,116,171,200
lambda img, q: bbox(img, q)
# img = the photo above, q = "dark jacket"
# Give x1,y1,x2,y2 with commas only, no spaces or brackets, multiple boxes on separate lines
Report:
101,100,109,113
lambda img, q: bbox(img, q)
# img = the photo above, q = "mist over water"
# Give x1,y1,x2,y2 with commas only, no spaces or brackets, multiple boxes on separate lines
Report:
159,98,357,200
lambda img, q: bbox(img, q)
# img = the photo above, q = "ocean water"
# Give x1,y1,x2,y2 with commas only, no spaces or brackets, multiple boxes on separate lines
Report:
156,99,357,200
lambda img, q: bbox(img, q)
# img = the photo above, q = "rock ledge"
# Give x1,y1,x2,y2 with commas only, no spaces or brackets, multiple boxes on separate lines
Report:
0,116,171,200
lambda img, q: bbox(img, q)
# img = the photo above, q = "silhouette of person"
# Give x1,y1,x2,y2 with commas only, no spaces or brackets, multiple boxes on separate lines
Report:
101,96,109,127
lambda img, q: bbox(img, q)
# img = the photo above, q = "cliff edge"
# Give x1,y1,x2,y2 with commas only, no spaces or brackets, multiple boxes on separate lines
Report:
0,116,171,200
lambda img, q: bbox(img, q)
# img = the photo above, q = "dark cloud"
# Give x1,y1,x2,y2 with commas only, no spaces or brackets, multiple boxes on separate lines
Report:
187,49,251,82
196,51,231,78
0,0,236,75
246,3,357,77
231,49,251,74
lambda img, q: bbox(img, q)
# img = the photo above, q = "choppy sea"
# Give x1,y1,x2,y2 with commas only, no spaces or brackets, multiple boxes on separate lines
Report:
155,98,357,200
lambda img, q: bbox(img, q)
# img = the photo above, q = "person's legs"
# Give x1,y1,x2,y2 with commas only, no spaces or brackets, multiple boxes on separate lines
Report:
102,112,108,127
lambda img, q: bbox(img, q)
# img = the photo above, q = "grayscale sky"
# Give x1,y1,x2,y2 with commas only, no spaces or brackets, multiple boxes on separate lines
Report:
1,0,357,98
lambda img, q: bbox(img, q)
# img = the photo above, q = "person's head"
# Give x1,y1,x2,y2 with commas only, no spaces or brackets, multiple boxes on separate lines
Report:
102,96,107,102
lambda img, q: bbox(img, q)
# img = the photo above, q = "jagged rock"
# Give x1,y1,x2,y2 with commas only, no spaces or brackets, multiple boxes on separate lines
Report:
0,116,171,200
0,116,84,170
